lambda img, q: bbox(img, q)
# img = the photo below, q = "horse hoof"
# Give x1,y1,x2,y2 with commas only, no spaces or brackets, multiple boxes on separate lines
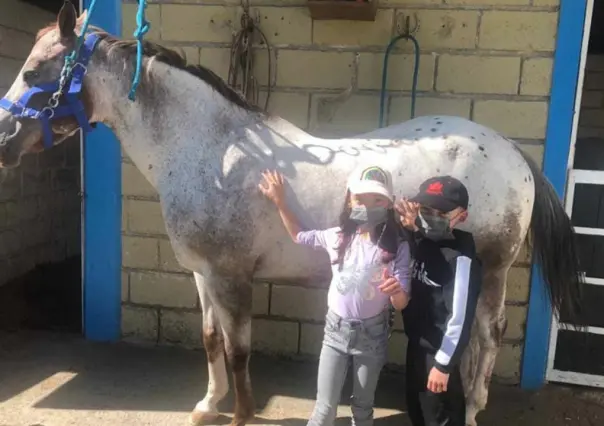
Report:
188,409,219,426
229,414,255,426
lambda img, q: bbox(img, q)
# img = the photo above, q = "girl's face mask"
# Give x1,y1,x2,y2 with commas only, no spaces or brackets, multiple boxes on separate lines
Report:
350,205,388,227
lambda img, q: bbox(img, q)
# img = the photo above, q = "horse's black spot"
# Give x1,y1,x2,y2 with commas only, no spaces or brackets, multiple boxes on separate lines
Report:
436,168,440,173
414,137,419,141
487,193,490,197
398,172,402,177
415,128,422,131
478,146,485,152
446,143,460,161
481,132,486,136
436,121,443,125
524,177,528,182
443,134,449,139
484,154,488,158
148,164,153,170
169,171,172,176
431,128,437,132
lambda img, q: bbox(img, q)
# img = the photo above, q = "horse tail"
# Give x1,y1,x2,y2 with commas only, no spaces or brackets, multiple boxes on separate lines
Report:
518,148,584,324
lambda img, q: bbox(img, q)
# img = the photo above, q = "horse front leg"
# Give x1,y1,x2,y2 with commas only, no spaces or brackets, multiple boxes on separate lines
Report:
464,268,508,426
219,280,255,426
199,269,256,426
189,271,230,426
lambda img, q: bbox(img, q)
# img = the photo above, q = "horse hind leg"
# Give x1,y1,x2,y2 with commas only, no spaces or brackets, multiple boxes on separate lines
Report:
461,316,480,399
189,272,230,426
465,268,508,426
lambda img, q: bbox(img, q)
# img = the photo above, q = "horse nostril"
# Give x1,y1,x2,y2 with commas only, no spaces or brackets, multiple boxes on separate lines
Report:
9,119,20,137
0,119,19,145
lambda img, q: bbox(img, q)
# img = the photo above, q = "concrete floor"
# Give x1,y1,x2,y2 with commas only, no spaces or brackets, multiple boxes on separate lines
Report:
0,331,603,426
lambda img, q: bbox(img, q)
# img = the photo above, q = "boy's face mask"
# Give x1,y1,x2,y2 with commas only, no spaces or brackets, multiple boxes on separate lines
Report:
416,208,454,241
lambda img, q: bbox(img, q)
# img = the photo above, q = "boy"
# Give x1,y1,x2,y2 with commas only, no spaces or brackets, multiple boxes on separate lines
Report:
394,176,482,426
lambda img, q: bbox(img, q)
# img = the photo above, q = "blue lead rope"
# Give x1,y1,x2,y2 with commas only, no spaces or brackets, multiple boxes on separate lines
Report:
129,0,150,100
62,0,149,101
379,33,420,128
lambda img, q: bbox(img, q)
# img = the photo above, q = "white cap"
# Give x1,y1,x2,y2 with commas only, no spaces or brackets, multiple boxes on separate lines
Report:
347,165,394,200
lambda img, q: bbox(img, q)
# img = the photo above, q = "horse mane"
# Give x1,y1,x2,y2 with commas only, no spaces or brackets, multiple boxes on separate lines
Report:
95,32,264,113
32,22,264,113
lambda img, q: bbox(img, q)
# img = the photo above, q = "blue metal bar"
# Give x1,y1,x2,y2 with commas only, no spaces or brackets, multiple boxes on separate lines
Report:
520,0,588,389
82,0,122,342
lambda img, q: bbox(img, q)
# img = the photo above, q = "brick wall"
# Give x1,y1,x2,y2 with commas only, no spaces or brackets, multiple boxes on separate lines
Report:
579,55,604,139
120,0,560,382
0,0,81,286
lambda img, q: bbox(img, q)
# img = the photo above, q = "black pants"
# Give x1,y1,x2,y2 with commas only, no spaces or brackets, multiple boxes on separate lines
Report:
405,342,466,426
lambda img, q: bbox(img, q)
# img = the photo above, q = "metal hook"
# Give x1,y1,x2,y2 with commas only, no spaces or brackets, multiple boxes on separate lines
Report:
397,13,419,37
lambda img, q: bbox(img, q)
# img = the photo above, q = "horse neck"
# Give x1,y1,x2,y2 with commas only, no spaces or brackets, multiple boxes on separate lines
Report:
85,48,254,188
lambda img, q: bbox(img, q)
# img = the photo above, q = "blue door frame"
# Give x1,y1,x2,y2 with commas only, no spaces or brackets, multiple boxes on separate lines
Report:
82,0,122,342
521,0,589,389
78,0,587,386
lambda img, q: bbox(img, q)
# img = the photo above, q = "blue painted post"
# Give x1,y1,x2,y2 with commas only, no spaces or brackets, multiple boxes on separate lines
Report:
82,0,122,341
520,0,588,389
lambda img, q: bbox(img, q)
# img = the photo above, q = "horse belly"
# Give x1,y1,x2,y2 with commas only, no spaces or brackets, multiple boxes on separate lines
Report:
252,238,333,286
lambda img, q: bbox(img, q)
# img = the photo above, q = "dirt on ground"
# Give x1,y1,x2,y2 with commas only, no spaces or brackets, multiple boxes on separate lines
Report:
0,331,603,426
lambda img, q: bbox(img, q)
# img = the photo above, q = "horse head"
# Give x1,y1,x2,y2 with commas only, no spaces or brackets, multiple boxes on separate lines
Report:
0,2,94,168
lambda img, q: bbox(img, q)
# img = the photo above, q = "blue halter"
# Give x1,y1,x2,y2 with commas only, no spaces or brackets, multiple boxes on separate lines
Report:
0,32,100,150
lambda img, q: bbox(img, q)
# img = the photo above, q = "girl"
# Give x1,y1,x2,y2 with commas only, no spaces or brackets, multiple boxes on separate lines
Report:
258,165,411,426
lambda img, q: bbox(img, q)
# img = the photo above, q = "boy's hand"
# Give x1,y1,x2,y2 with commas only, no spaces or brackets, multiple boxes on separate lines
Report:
394,197,420,231
258,170,286,207
427,367,449,393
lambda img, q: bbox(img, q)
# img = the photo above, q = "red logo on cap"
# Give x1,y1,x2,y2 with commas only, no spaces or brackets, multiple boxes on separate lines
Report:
426,182,443,195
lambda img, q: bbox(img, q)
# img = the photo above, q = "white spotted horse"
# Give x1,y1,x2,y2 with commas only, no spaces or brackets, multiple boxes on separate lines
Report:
0,4,582,426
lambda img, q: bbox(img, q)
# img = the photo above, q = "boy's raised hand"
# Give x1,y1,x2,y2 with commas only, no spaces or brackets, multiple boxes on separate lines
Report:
394,197,420,231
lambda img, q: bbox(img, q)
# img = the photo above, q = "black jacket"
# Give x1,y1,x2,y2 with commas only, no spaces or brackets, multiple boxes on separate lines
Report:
402,229,482,373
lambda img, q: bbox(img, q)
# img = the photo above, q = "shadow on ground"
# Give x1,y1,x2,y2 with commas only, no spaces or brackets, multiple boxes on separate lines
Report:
0,331,603,426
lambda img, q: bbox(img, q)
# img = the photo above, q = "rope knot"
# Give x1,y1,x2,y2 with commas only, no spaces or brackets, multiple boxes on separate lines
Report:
133,20,150,39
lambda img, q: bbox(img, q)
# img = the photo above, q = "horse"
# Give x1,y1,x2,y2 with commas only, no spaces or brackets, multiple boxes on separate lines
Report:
0,4,583,426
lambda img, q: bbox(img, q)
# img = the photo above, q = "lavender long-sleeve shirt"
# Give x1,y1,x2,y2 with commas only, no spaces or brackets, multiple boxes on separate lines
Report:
297,227,411,320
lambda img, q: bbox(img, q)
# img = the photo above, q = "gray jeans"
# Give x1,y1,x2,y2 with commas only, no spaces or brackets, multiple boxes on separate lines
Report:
307,309,389,426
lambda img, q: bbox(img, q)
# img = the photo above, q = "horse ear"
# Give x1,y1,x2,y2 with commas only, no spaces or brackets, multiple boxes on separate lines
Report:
76,9,88,30
57,1,78,38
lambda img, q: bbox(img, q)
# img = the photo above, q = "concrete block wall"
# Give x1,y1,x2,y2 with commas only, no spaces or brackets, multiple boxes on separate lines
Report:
120,0,560,382
0,0,81,286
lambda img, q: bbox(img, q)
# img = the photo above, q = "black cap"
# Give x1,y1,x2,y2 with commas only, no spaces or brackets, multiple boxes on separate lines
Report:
409,176,469,213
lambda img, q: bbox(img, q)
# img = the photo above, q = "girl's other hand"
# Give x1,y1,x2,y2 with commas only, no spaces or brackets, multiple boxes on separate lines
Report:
378,269,402,296
258,170,286,207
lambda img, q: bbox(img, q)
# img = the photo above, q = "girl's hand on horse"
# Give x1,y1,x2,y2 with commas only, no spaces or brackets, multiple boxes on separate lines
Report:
394,197,420,231
258,170,286,207
427,367,449,393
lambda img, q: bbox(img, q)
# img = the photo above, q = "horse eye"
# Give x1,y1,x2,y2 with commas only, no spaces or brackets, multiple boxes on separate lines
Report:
23,70,40,82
